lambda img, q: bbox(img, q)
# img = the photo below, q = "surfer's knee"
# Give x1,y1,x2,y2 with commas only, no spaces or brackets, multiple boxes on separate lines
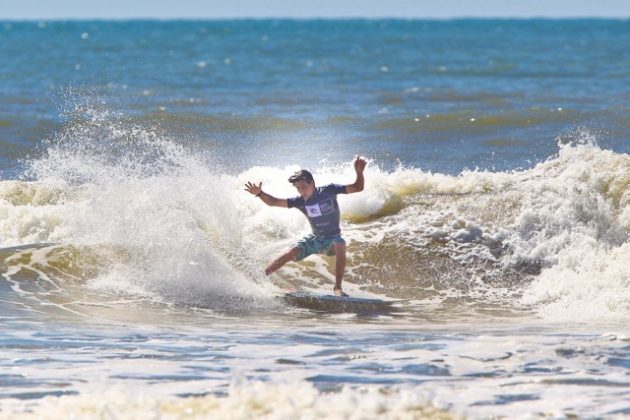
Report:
265,248,300,275
333,241,346,255
278,247,300,263
287,247,300,261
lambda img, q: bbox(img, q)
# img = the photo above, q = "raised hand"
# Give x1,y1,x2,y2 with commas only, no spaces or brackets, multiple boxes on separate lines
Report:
354,156,367,174
244,181,263,196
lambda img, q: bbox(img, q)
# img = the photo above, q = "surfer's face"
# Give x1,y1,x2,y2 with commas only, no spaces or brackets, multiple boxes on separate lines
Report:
293,179,315,199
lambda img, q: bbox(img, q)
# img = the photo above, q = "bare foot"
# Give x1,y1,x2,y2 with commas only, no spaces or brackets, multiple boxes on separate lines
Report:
334,288,349,297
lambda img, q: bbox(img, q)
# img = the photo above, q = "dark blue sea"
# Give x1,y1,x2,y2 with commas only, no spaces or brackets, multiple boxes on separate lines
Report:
0,19,629,418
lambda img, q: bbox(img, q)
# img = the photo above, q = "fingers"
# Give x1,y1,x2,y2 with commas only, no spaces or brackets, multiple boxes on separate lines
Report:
354,156,367,171
243,181,262,195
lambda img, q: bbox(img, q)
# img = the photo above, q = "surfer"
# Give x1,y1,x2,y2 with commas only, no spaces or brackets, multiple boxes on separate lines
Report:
244,156,367,296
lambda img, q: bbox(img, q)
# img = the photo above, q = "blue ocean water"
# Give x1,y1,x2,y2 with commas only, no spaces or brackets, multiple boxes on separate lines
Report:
0,19,629,418
1,19,629,174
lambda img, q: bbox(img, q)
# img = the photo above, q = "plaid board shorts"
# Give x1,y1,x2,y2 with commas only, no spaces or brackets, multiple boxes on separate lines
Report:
293,234,346,261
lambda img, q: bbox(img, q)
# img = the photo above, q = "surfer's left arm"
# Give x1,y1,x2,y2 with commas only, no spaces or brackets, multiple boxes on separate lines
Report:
345,156,366,194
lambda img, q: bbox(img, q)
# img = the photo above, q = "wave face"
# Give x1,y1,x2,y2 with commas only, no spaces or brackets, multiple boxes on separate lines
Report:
0,106,628,322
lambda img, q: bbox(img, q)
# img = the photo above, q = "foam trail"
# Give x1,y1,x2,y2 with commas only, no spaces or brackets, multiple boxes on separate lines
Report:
1,106,274,311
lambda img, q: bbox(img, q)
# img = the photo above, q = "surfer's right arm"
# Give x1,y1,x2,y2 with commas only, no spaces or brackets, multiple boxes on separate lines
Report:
244,181,288,207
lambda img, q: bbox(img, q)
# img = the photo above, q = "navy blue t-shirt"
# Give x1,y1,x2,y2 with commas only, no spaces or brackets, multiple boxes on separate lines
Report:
287,184,347,237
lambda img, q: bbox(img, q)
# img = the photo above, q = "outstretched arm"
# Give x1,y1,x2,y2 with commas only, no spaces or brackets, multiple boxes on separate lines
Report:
345,156,366,194
244,181,288,207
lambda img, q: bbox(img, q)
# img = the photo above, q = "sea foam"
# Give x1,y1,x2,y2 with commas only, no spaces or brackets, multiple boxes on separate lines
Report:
1,107,628,321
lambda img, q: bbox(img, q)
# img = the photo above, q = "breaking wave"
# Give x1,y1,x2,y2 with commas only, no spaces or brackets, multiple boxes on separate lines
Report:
0,106,628,322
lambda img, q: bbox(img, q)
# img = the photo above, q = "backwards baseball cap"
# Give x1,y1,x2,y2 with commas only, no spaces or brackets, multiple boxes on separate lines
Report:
288,169,314,184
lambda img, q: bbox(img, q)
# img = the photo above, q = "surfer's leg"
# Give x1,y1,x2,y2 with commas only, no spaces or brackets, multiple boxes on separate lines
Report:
265,247,300,276
332,241,348,296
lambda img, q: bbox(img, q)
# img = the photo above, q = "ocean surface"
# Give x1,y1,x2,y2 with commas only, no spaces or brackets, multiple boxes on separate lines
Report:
0,19,629,418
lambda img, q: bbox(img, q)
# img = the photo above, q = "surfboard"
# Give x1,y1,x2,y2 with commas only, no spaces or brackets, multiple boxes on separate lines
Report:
282,290,394,312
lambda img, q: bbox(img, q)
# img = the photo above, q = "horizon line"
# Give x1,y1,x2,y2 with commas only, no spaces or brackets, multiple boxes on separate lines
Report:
2,16,629,22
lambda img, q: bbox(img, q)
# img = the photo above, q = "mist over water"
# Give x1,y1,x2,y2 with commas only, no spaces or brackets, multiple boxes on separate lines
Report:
0,19,629,418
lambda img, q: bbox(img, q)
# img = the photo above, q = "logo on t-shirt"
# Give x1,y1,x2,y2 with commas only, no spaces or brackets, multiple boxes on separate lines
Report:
305,198,335,218
305,204,322,217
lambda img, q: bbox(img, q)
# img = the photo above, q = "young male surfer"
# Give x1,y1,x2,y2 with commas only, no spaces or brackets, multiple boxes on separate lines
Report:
244,156,367,297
